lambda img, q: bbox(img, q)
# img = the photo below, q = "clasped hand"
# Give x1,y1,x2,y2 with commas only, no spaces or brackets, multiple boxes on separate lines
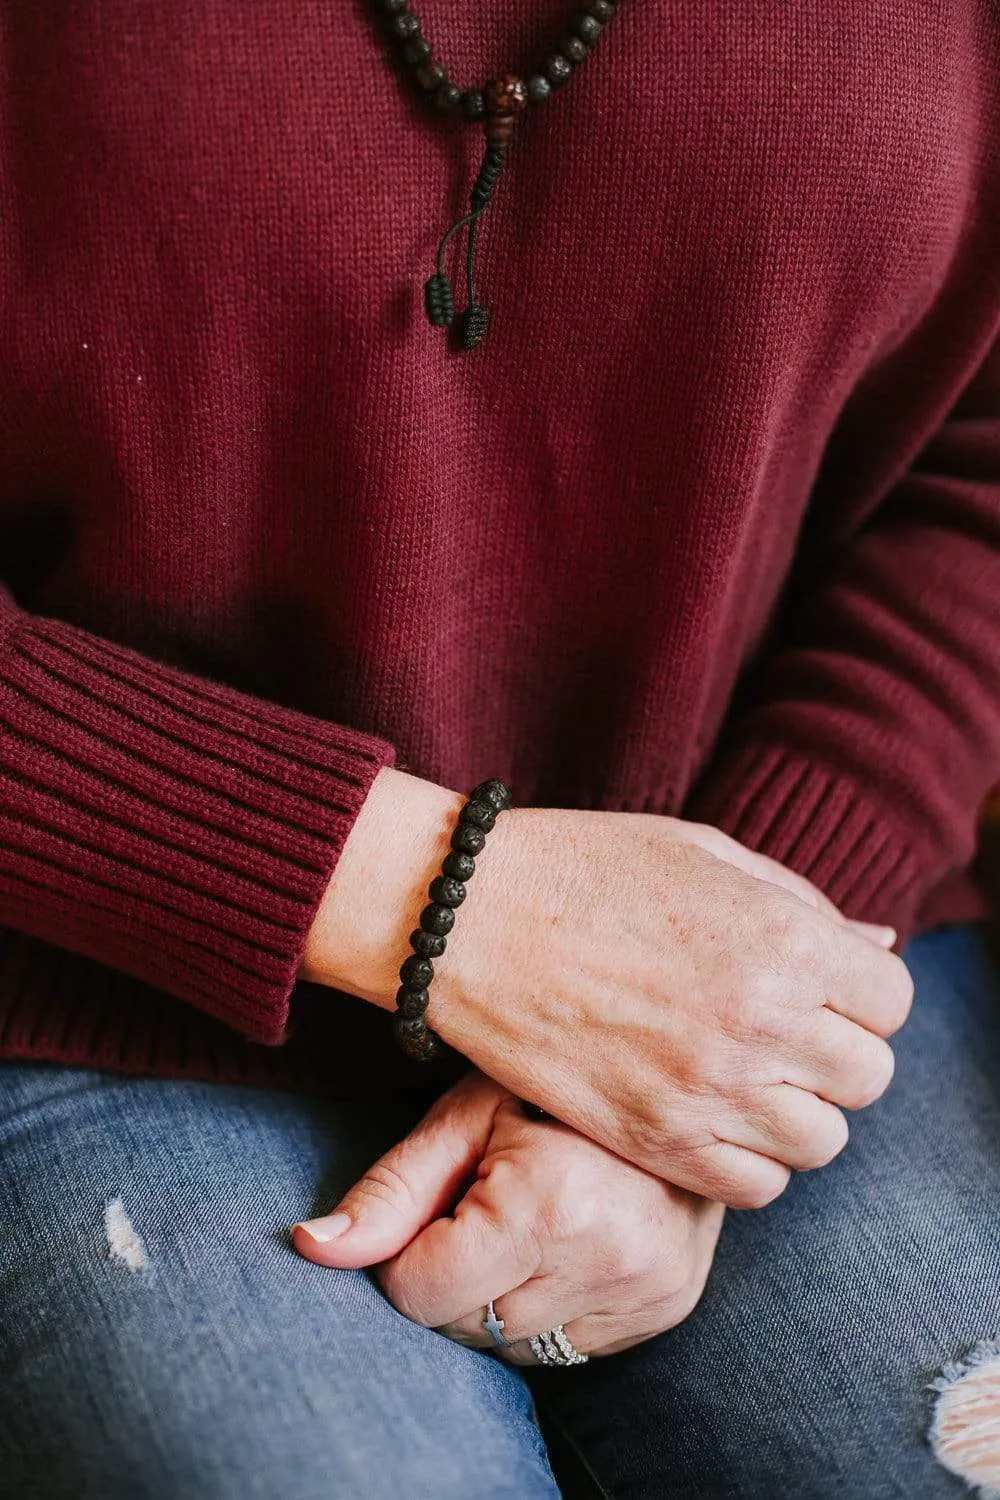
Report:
294,1069,725,1362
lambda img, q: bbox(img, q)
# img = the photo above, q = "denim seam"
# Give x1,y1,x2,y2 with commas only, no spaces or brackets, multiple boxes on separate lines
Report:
533,1392,617,1500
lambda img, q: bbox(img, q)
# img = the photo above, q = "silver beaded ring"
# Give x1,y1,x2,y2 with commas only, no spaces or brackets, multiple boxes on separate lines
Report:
528,1325,589,1366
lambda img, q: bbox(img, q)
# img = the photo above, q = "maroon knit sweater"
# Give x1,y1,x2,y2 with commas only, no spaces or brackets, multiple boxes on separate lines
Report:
0,2,998,1101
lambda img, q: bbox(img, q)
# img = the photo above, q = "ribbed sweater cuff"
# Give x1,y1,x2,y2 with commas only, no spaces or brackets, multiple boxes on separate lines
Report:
684,742,927,940
0,608,396,1046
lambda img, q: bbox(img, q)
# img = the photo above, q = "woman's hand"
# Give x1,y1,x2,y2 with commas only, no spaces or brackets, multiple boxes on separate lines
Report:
304,769,913,1209
292,1071,725,1361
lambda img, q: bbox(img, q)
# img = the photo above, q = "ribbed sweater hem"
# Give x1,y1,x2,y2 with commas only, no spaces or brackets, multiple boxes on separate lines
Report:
685,740,987,945
0,603,397,1048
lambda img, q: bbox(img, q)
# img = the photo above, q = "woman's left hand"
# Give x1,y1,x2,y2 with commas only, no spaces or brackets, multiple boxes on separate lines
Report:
292,1070,725,1361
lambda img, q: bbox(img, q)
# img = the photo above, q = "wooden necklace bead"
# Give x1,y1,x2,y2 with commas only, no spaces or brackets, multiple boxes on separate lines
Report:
415,61,447,92
391,10,421,41
561,35,589,65
582,0,615,19
461,88,487,121
434,81,462,112
543,53,574,88
525,73,552,104
402,36,432,65
571,11,604,43
483,74,528,115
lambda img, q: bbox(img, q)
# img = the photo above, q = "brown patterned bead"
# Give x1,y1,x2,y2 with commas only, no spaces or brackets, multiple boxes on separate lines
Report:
483,74,529,116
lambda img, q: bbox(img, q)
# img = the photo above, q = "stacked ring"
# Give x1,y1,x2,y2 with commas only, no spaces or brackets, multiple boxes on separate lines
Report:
528,1326,589,1366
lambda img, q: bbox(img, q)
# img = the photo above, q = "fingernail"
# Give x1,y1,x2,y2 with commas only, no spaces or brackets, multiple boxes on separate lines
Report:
294,1211,352,1244
851,921,897,947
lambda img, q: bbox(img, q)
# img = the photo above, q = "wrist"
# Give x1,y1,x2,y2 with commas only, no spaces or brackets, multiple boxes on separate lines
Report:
301,766,465,1009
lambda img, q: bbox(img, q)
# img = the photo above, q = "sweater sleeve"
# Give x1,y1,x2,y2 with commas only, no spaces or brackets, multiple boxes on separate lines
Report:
0,588,396,1046
684,334,1000,944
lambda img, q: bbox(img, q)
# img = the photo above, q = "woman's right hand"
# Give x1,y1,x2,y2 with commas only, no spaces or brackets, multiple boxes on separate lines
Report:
303,769,914,1209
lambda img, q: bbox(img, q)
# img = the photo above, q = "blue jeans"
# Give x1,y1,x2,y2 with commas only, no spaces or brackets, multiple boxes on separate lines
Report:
0,924,997,1499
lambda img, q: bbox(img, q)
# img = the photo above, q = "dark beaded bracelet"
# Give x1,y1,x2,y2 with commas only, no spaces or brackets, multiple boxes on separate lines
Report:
392,778,513,1062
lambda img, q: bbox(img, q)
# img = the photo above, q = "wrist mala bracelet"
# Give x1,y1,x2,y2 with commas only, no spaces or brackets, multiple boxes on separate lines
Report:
392,777,513,1062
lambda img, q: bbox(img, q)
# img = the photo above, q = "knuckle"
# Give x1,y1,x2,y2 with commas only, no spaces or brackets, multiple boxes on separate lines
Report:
804,1108,850,1168
776,909,824,968
350,1159,419,1221
671,1041,717,1094
596,1237,653,1284
843,1036,896,1108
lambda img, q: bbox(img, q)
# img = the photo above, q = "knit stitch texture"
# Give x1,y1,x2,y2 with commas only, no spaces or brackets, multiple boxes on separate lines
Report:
0,1,997,1096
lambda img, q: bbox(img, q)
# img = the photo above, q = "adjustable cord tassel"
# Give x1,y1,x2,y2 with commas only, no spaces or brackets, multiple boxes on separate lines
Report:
423,74,528,350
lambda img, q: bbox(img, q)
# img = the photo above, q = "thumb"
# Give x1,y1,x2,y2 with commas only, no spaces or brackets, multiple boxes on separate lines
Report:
291,1072,504,1270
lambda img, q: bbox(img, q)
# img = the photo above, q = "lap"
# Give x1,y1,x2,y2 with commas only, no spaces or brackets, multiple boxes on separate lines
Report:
0,1063,558,1500
534,922,1000,1499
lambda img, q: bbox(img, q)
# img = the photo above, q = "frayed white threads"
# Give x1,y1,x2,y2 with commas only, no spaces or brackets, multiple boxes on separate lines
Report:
104,1197,150,1272
929,1341,1000,1497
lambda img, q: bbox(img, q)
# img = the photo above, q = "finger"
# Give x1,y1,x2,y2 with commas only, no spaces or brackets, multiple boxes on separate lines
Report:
847,920,897,949
820,937,914,1037
292,1072,503,1269
377,1167,543,1329
785,1005,896,1110
669,1138,791,1211
440,1272,592,1350
728,1082,849,1171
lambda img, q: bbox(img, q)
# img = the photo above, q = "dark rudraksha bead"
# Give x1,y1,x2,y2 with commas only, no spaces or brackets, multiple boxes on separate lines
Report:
393,1014,443,1061
400,953,434,988
410,928,447,958
571,12,604,44
470,779,513,811
403,36,432,65
460,89,487,121
562,35,589,65
415,62,447,91
391,10,421,40
544,53,573,87
451,822,486,856
429,875,466,908
525,73,552,105
582,0,615,20
461,799,496,832
380,0,407,12
420,902,455,936
442,850,476,882
396,985,430,1017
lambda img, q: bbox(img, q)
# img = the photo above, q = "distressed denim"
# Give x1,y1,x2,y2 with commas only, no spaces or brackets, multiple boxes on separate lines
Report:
0,922,997,1499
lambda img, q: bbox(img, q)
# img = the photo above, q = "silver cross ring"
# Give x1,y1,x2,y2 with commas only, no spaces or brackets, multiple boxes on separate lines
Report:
483,1299,510,1350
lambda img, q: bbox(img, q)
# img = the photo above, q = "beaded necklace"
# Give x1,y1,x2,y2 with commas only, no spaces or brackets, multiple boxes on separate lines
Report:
373,0,622,350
